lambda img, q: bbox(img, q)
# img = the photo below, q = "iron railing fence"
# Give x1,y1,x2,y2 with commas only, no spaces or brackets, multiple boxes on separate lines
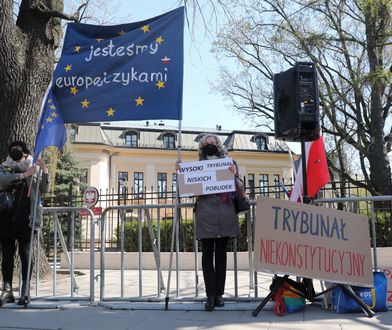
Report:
43,177,389,207
41,179,392,254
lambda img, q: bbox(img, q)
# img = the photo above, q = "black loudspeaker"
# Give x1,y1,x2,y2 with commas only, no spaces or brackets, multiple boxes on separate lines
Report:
273,62,320,142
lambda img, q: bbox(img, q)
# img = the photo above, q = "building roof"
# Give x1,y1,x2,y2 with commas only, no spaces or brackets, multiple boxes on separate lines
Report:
71,122,290,153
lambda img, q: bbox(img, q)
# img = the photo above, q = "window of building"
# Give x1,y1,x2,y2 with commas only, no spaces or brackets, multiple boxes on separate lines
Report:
255,136,267,150
70,126,77,143
118,171,128,197
162,133,175,149
172,173,177,195
259,174,269,196
273,174,280,198
134,172,144,198
124,133,138,147
157,172,167,198
248,173,255,199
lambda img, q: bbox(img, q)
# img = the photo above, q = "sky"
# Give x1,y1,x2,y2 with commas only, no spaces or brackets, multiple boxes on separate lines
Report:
65,1,300,153
117,1,252,132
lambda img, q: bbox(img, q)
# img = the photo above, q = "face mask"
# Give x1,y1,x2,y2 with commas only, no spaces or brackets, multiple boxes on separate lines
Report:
202,144,218,156
9,149,23,161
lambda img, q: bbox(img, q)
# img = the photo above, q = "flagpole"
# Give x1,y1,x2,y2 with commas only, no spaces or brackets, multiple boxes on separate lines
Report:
23,169,42,306
165,119,182,310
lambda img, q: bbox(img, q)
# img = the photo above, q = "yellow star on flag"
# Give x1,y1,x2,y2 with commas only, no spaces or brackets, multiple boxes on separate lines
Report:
46,117,53,123
141,25,150,33
41,124,45,129
118,30,127,36
81,99,90,108
74,45,81,53
70,86,78,95
135,96,144,106
156,81,165,89
65,64,72,72
96,38,104,42
49,104,56,110
48,99,52,104
106,107,115,116
156,36,164,44
51,112,58,118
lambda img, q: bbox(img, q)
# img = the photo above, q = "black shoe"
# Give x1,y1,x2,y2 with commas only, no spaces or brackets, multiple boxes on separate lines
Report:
0,291,15,306
0,282,15,307
215,295,224,307
17,295,30,306
205,296,215,311
17,281,30,306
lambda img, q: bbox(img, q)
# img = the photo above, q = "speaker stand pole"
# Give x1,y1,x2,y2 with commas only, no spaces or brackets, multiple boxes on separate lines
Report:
300,138,310,204
252,137,312,317
300,138,373,317
300,139,315,299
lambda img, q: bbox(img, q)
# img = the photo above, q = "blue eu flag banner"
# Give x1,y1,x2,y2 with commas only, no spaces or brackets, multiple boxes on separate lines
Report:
52,6,184,123
33,89,67,162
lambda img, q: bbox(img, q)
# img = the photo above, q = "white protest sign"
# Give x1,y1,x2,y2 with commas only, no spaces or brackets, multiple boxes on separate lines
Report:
254,197,373,287
177,158,235,197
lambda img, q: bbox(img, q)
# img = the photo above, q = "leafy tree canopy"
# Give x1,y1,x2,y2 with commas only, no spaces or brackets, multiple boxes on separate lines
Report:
211,0,392,195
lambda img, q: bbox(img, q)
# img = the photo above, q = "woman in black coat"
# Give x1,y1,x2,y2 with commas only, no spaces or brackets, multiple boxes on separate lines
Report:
195,134,239,311
176,134,239,311
0,141,49,306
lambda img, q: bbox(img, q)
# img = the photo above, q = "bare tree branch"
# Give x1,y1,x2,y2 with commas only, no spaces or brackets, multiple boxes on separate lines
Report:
212,0,392,196
30,2,87,22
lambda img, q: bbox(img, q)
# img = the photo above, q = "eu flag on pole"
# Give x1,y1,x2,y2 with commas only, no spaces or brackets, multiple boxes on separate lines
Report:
52,6,184,123
33,89,67,162
33,7,184,159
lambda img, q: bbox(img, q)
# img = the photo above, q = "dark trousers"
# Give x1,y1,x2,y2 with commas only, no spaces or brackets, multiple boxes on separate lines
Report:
201,237,228,298
1,237,31,283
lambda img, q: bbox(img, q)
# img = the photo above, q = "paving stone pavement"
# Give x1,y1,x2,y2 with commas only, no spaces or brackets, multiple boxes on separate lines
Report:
0,270,390,330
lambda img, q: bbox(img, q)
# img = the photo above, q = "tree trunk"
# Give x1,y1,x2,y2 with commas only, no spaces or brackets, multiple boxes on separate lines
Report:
0,0,64,284
368,142,392,196
364,2,392,196
0,0,63,159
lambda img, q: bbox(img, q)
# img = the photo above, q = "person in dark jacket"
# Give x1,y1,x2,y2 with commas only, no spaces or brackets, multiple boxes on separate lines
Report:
0,141,49,306
188,133,239,311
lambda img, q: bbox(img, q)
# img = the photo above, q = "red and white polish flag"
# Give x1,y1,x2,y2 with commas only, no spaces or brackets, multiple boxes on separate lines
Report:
290,136,330,202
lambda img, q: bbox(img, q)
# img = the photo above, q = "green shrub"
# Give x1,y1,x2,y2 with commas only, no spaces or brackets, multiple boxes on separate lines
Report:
371,210,392,247
119,217,251,252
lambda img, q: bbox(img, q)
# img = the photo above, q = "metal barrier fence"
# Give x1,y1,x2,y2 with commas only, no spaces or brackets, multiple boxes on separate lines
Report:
29,195,390,305
41,179,392,252
97,202,256,302
34,207,96,302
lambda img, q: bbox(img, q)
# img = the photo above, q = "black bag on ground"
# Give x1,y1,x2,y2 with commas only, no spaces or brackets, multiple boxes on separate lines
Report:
270,276,308,298
270,276,316,300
